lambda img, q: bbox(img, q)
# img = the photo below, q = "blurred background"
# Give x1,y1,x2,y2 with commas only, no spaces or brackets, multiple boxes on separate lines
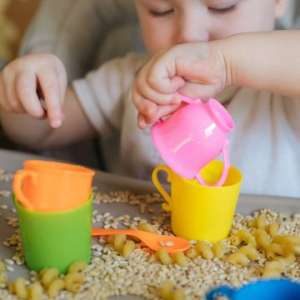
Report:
0,0,39,152
1,0,39,62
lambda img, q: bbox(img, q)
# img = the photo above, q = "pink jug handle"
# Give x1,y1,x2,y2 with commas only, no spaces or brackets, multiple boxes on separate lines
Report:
195,140,230,187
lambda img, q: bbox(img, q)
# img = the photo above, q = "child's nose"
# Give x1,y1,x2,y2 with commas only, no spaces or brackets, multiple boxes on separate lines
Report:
177,27,210,44
176,11,210,43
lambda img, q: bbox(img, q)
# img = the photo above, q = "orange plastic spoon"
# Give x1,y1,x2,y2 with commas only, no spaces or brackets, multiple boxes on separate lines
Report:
92,228,190,253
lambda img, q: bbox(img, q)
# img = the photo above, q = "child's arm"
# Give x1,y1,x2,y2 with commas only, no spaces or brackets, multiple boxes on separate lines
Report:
0,52,140,150
133,30,300,127
0,89,95,150
225,30,300,98
0,54,96,149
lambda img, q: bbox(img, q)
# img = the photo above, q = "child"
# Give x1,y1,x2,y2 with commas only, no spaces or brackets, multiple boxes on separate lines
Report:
0,0,298,197
133,30,300,200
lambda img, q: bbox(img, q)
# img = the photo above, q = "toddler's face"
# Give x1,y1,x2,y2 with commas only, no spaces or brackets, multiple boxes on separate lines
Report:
135,0,287,54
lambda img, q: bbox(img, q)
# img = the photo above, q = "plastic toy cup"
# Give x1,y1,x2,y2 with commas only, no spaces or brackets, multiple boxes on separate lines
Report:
13,195,92,273
152,160,242,241
205,279,300,300
13,160,95,211
151,97,234,187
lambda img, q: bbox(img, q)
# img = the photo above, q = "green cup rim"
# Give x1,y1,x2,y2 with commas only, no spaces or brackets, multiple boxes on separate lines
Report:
13,194,93,216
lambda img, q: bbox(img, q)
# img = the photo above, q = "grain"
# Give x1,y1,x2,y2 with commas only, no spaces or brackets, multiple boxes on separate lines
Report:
0,189,299,299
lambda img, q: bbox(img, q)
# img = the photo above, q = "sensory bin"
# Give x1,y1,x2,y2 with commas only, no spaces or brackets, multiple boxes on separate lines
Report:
0,163,297,300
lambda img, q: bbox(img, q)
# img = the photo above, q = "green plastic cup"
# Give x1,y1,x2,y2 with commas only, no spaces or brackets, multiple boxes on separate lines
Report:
13,195,92,273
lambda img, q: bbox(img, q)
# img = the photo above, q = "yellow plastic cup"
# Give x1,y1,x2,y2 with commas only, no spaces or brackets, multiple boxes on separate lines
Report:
152,160,243,242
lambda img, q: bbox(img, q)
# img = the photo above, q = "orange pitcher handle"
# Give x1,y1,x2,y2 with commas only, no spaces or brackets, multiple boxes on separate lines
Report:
13,170,37,210
151,165,172,212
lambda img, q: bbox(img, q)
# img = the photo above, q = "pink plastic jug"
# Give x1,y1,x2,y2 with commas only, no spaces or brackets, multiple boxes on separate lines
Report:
151,96,234,186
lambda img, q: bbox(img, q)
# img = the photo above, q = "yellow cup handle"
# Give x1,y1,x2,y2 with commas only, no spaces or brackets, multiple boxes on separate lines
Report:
152,165,172,212
13,170,38,210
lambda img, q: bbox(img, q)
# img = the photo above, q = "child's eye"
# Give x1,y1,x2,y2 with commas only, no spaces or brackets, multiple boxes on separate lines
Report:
209,4,237,14
149,9,174,17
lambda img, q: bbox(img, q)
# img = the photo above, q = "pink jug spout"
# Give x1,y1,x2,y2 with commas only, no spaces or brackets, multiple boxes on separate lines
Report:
179,95,234,132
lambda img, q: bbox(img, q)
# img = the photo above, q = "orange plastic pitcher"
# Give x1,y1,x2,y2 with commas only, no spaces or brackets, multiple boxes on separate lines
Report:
13,160,95,212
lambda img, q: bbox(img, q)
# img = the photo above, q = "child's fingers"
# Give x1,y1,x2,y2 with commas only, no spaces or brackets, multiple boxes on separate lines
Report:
147,103,181,126
1,69,25,113
38,70,63,128
149,73,185,95
155,103,181,120
148,61,186,94
135,77,175,105
133,92,159,128
135,61,176,105
136,62,178,105
138,103,181,128
179,82,220,99
138,114,147,129
0,77,7,110
54,61,67,102
132,89,158,119
15,70,44,117
139,99,158,122
0,80,13,113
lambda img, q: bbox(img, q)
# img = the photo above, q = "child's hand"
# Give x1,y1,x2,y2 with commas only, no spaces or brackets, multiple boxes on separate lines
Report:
133,42,230,128
0,54,67,128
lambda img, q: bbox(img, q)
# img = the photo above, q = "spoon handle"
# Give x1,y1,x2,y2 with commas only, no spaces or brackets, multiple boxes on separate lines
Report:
92,228,132,236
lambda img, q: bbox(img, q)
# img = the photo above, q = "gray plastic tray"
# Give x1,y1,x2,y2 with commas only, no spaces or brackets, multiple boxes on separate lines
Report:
0,149,299,299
